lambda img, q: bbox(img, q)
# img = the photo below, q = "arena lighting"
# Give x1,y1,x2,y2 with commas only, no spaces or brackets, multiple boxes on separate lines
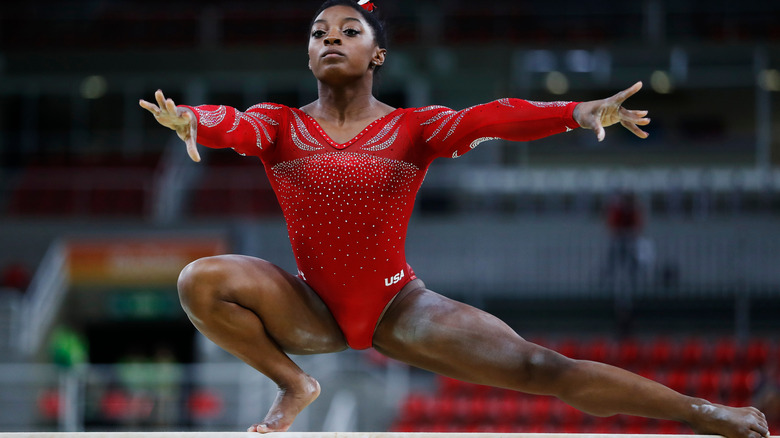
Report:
759,69,780,91
545,71,569,95
564,49,595,73
650,70,673,94
79,75,108,99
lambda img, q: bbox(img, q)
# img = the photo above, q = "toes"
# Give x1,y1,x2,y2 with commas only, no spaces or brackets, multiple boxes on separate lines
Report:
247,423,271,434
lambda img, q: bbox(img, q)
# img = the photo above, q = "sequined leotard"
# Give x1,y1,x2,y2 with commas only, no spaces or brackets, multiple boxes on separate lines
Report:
184,99,579,349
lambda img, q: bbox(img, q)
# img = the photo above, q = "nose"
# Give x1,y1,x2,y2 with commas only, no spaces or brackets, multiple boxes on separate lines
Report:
324,29,341,45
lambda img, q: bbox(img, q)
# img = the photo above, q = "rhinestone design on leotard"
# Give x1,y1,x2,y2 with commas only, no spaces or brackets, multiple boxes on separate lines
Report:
291,111,325,151
196,106,227,128
361,114,404,151
272,152,420,286
527,101,573,108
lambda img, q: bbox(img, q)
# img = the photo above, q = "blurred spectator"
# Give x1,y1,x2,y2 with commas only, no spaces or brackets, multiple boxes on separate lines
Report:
1,262,31,293
603,191,644,284
601,190,646,335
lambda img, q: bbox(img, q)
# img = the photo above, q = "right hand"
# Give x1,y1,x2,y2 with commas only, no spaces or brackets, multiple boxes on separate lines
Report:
139,89,200,162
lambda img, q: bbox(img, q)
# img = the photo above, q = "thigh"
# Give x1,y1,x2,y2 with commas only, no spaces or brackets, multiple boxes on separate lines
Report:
372,281,566,393
179,254,347,355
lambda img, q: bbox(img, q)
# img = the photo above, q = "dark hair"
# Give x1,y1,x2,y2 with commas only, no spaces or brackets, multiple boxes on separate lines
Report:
311,0,388,75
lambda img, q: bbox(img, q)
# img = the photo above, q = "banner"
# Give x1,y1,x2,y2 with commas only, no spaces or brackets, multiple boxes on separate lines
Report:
67,236,228,286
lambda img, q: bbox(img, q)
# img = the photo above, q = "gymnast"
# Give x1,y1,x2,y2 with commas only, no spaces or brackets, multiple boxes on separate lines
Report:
139,1,770,436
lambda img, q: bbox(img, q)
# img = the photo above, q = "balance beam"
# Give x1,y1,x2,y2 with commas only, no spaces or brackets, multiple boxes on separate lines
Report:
0,433,731,438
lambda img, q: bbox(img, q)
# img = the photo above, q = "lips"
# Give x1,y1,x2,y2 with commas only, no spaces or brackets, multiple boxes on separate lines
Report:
321,49,345,58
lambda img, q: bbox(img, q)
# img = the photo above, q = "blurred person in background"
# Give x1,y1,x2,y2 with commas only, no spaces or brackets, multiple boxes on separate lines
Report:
140,1,768,437
604,190,644,283
601,190,647,335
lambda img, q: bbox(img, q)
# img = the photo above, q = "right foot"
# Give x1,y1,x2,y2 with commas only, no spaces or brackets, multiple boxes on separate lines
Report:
247,374,321,433
686,400,770,438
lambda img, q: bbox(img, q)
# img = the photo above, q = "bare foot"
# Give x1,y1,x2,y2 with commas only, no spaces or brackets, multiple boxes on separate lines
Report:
687,400,770,438
247,374,321,433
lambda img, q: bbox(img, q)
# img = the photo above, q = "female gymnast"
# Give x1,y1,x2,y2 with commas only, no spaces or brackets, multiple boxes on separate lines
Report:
140,1,770,437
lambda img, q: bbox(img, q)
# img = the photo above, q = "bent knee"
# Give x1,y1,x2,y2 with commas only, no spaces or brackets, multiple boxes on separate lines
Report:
177,255,282,314
177,255,259,315
177,256,222,314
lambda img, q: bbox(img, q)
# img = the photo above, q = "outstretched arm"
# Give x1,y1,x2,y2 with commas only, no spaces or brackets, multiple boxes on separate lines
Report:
573,81,650,142
139,90,200,162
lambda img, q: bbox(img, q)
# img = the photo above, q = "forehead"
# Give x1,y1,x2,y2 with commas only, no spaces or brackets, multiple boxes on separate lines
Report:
313,5,367,27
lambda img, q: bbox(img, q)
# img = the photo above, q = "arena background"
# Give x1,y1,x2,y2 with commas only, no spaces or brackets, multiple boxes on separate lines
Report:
0,0,779,433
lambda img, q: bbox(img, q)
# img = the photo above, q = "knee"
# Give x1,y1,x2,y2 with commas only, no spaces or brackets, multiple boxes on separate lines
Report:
516,345,577,392
177,255,236,318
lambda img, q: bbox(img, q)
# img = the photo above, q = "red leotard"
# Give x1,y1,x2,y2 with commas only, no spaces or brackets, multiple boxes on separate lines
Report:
184,99,579,349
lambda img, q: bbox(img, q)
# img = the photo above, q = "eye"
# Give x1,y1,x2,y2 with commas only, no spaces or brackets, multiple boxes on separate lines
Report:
343,28,361,37
311,29,326,38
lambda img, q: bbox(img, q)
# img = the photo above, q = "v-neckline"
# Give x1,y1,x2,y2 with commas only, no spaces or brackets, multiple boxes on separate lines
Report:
297,108,403,150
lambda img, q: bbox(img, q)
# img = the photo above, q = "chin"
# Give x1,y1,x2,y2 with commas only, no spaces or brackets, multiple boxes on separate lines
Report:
314,68,367,84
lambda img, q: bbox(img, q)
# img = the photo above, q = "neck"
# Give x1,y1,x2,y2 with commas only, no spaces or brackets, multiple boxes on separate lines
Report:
313,79,377,125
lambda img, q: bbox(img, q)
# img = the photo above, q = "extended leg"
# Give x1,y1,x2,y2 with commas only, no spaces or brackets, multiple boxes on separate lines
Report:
177,255,347,432
373,280,769,438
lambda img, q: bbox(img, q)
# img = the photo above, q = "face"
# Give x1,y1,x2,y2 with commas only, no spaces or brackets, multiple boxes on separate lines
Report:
308,5,386,83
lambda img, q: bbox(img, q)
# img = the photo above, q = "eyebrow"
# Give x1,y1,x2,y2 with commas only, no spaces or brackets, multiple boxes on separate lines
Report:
313,17,363,26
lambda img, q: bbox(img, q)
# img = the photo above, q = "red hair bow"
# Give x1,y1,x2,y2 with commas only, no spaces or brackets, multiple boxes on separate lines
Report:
358,0,375,12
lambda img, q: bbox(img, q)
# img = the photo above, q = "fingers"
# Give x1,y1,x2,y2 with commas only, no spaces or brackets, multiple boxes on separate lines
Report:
183,112,201,162
621,108,650,125
620,120,649,139
143,90,202,162
138,99,160,115
165,96,178,114
614,81,643,104
618,107,650,138
595,122,606,142
155,89,167,108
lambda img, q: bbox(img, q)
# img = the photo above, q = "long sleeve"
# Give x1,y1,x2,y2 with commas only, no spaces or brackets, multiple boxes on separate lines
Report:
411,99,580,159
181,103,285,158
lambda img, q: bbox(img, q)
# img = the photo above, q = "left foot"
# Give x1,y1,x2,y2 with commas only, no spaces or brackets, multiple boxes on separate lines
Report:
247,374,321,433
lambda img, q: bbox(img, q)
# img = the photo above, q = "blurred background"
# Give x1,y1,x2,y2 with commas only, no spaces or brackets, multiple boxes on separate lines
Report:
0,0,779,434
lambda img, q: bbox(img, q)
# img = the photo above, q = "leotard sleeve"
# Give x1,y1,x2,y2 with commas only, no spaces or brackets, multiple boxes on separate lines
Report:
411,99,580,159
180,103,284,158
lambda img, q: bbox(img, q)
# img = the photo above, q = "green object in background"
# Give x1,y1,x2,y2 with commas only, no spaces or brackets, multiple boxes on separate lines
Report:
49,326,89,368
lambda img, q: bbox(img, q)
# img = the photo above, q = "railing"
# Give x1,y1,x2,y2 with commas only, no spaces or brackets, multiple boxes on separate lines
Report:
17,241,68,358
0,354,410,433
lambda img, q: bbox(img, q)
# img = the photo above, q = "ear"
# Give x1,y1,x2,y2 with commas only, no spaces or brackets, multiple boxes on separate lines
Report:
371,47,386,68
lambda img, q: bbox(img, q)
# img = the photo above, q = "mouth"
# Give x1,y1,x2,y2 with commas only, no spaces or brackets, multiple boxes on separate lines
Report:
321,50,345,58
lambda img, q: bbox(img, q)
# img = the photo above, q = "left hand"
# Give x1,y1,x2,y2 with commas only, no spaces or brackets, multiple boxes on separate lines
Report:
573,81,650,142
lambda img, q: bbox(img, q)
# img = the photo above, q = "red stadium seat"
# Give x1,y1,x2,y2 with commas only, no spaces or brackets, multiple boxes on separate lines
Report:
744,339,770,368
647,336,674,367
714,337,738,367
679,337,707,367
616,337,641,367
